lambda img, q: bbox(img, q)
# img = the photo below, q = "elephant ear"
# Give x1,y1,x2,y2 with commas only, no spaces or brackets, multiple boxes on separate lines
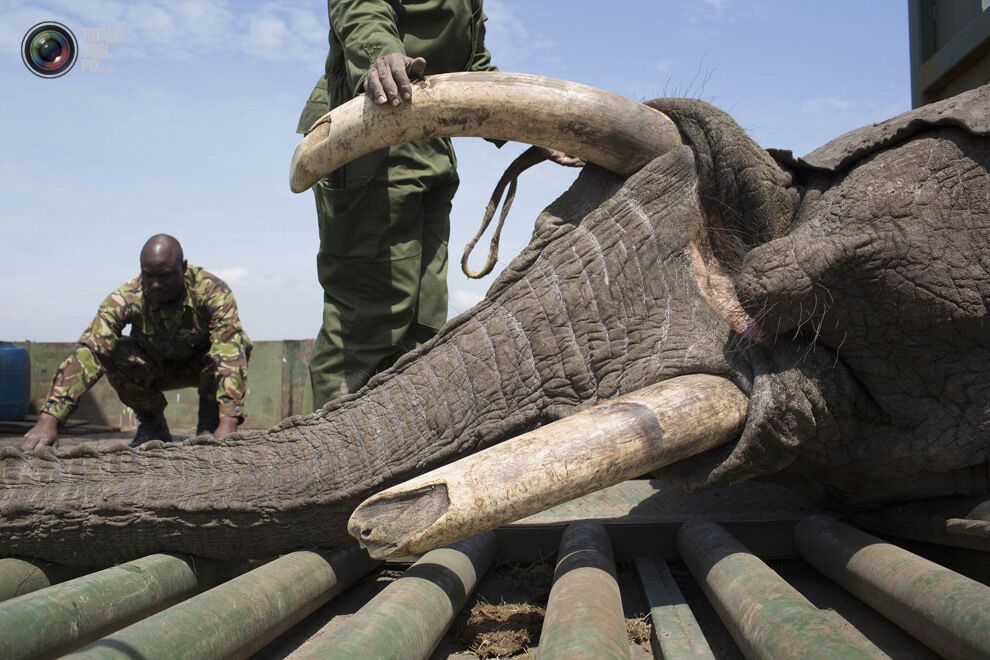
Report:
733,85,990,338
778,82,990,173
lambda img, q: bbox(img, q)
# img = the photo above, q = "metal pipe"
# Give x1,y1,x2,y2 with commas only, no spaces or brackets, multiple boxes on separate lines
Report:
0,557,83,602
350,375,748,558
677,520,885,659
538,522,628,659
295,532,497,660
0,553,231,660
795,514,990,660
70,545,378,660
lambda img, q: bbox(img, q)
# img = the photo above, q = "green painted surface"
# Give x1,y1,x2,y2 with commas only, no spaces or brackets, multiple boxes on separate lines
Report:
304,533,497,660
678,521,886,660
635,557,715,659
0,558,84,603
540,523,628,660
13,340,314,430
71,546,378,660
796,515,990,660
0,553,228,660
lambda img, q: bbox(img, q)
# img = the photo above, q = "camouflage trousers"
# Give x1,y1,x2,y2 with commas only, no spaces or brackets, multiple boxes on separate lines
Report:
105,337,218,417
309,139,459,408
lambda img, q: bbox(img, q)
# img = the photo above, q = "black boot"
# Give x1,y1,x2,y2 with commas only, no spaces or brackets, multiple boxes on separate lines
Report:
196,397,220,436
130,411,172,447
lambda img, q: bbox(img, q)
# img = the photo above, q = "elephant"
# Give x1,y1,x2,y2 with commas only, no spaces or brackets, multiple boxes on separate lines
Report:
2,75,988,567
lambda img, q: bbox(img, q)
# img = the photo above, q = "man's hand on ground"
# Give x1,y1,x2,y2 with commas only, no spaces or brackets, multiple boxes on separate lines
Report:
20,412,59,451
363,54,427,106
213,416,239,440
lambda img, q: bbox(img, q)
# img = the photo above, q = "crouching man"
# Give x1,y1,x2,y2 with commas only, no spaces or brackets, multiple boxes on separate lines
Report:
20,234,252,449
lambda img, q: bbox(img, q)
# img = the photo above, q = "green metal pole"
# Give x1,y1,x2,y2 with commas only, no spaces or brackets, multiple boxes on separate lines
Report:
678,520,886,659
0,557,83,602
70,545,378,660
795,514,990,660
538,522,628,659
0,553,230,660
296,532,497,660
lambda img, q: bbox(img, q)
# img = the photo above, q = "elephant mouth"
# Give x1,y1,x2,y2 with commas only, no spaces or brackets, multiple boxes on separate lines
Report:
686,239,767,342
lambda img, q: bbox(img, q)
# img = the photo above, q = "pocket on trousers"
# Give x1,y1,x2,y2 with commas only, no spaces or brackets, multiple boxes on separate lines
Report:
315,183,392,260
315,149,389,260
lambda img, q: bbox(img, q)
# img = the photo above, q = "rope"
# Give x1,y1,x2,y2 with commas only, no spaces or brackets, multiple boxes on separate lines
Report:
461,145,549,279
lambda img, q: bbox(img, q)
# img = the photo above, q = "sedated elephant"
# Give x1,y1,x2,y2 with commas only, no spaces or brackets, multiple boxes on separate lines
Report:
1,74,988,566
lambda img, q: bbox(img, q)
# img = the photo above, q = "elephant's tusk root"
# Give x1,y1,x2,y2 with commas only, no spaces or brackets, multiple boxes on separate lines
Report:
347,374,748,558
290,71,682,193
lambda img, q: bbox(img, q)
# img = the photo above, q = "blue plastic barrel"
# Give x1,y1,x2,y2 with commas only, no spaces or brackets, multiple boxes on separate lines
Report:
0,344,30,421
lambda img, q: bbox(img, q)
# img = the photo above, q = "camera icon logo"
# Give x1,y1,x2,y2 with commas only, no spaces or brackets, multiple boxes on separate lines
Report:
22,22,78,78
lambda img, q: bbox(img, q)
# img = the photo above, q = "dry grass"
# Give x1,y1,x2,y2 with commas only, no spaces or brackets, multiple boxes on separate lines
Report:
626,614,652,645
461,598,546,658
452,562,552,658
451,562,655,657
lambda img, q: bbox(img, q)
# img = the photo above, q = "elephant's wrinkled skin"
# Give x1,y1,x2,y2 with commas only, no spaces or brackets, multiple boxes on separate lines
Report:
2,84,988,566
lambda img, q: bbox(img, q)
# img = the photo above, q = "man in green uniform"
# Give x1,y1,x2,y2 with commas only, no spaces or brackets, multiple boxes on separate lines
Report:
20,234,253,450
298,0,499,407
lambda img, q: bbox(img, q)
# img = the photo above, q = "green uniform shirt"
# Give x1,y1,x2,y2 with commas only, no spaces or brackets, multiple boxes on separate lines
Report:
297,0,497,134
41,265,252,422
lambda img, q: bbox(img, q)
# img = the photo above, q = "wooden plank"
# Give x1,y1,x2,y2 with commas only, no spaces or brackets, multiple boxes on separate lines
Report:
635,557,715,660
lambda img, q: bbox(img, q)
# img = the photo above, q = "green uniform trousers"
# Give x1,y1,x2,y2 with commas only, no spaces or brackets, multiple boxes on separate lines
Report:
309,138,458,407
104,337,217,415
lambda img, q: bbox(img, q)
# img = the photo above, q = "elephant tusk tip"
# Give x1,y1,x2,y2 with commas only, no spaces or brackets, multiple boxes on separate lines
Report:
289,145,311,193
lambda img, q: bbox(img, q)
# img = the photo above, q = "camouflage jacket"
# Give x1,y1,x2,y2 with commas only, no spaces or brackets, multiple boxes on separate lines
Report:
41,265,252,422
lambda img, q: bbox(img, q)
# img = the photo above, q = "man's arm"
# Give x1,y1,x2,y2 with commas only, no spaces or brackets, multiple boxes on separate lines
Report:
20,292,128,450
329,0,424,106
203,278,251,439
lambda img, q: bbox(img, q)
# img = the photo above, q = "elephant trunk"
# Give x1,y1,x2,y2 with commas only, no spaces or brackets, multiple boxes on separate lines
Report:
0,295,560,566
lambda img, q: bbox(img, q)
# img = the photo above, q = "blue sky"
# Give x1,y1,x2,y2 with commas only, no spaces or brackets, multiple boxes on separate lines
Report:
0,1,910,341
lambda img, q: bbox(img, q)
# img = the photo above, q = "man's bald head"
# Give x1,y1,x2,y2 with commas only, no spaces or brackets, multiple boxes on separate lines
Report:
140,234,184,269
140,234,187,305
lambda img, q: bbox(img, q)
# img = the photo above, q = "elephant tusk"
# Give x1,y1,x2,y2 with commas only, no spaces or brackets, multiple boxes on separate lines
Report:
289,71,682,193
347,374,748,559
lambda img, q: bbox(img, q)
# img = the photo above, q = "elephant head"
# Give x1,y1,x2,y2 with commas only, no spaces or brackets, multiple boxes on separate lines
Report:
2,74,988,566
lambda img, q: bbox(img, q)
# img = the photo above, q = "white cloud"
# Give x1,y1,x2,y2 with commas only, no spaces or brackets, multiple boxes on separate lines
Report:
450,288,484,313
800,96,854,114
6,1,325,68
699,0,731,17
212,266,287,289
483,0,558,71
